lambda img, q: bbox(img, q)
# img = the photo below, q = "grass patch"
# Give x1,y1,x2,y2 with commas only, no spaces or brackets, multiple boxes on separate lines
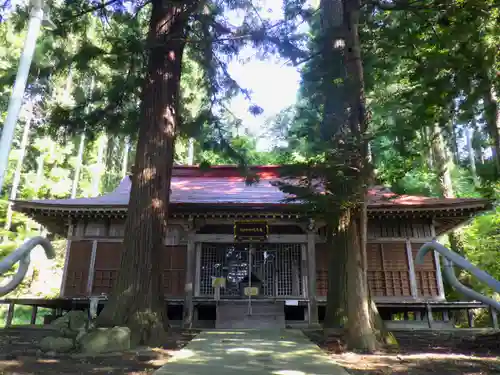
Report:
0,304,53,327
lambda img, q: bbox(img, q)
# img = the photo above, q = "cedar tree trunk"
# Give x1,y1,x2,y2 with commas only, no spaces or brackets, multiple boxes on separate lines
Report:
97,0,192,346
342,0,393,352
323,222,347,328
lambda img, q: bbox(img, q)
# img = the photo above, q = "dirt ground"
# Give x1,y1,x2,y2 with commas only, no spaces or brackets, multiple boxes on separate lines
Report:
1,328,499,374
306,330,500,375
0,326,198,374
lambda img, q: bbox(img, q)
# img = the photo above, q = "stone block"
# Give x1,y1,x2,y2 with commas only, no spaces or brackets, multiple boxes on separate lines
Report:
50,310,88,332
78,326,131,354
39,337,75,353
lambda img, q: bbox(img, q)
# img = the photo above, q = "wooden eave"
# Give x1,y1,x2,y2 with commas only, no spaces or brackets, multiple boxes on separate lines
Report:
13,198,492,237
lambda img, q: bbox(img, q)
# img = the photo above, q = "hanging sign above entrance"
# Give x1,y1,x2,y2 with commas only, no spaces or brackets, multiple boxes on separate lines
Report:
234,220,269,241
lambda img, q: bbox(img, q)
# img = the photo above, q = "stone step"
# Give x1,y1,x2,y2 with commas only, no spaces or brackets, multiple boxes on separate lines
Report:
215,301,285,329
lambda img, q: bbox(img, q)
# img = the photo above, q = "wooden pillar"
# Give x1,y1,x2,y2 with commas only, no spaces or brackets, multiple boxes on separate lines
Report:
425,303,433,329
86,240,98,296
434,251,445,299
183,228,196,328
300,244,308,299
30,305,38,324
489,306,498,329
467,309,474,327
405,239,418,298
443,310,449,322
307,220,318,325
430,219,445,300
60,222,74,297
195,243,201,297
5,302,15,327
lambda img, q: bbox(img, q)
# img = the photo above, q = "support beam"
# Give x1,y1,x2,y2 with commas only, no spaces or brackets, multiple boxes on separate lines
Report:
467,309,474,328
183,228,196,328
301,244,308,299
434,250,445,300
425,303,433,329
489,306,498,329
194,243,201,297
405,239,418,298
30,305,38,324
60,223,74,297
306,221,318,325
194,234,307,244
430,220,445,300
5,302,14,327
86,240,98,296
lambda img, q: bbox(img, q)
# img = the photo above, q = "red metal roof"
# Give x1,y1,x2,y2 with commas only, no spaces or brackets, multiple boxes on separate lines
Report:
12,165,491,210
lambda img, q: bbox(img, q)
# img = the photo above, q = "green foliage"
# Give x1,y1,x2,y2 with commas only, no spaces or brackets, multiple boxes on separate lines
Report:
0,305,53,328
461,207,500,294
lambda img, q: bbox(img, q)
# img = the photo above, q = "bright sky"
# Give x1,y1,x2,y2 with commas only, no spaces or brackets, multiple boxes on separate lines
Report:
226,0,303,151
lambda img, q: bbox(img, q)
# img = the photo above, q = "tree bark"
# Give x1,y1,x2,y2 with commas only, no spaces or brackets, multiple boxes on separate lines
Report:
71,134,85,198
320,0,349,331
465,125,479,187
323,222,347,328
483,84,500,175
342,0,388,352
97,0,191,346
343,211,377,351
431,122,454,199
91,134,107,197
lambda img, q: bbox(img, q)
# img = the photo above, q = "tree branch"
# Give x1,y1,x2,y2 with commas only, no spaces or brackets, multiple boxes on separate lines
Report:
63,0,120,22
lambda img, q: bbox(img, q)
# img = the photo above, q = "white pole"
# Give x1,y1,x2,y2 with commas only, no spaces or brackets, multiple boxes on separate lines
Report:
0,3,44,195
71,134,85,198
3,107,34,239
187,138,194,165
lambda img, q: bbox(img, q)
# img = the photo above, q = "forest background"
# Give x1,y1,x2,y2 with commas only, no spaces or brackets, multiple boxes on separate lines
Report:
0,0,498,326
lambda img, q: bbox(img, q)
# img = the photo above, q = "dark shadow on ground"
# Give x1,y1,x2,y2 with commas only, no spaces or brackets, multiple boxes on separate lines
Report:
0,327,198,374
305,329,500,375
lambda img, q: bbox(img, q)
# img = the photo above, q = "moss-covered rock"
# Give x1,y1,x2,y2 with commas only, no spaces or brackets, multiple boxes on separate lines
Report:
39,336,74,353
78,326,131,354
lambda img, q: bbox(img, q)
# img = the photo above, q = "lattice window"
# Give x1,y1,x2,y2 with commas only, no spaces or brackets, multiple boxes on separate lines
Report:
316,270,328,297
93,270,118,295
66,271,87,296
199,243,303,297
315,244,329,296
412,245,438,297
85,222,107,237
74,222,86,237
109,221,125,237
368,219,433,238
367,243,411,297
161,246,186,296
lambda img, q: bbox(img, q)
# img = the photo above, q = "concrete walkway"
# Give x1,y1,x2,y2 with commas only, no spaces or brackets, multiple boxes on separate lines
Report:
154,329,349,375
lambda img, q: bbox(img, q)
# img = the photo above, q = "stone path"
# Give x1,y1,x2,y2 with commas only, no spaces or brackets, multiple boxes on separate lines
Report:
154,329,349,375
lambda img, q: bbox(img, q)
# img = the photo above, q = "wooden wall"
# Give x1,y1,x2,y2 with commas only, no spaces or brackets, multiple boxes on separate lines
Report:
411,243,439,296
92,242,121,296
64,217,440,300
63,241,187,298
63,241,92,297
367,219,433,239
367,243,411,297
316,241,439,299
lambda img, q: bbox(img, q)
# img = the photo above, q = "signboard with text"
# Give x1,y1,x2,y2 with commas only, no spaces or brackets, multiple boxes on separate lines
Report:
234,221,268,241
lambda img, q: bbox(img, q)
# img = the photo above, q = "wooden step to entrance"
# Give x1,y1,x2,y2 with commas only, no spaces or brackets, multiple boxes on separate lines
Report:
216,300,285,329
